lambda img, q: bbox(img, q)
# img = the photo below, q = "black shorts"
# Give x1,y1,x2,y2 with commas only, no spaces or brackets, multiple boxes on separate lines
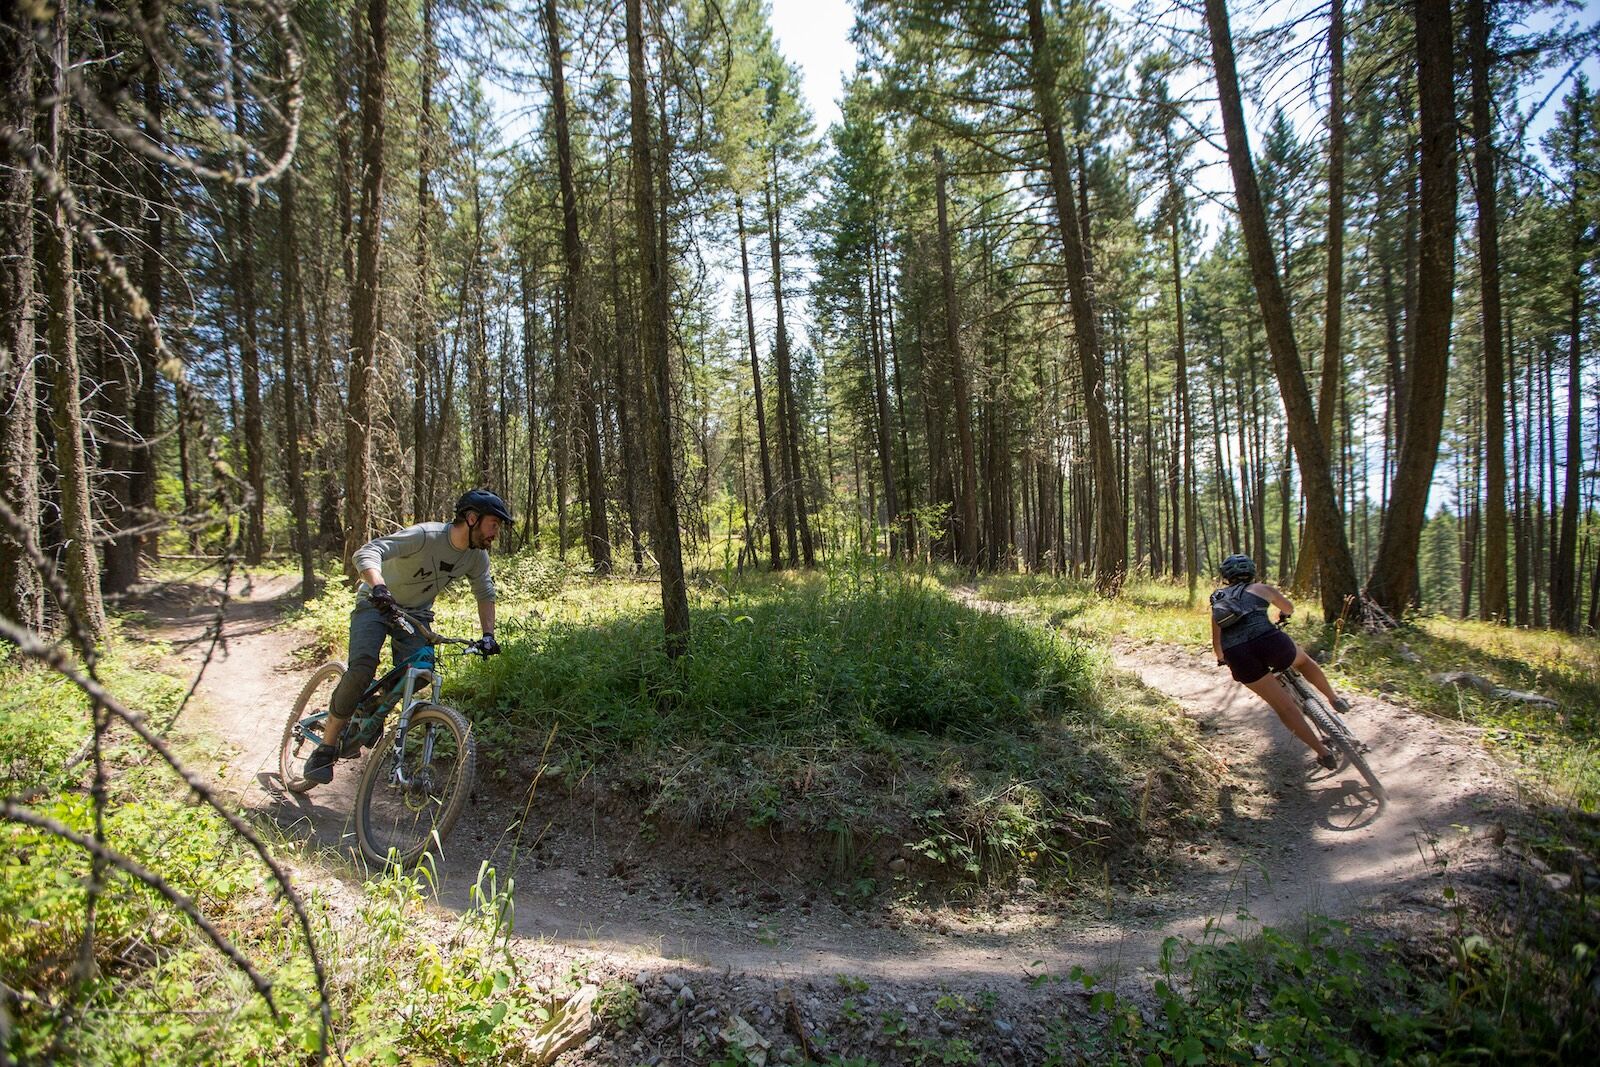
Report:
1223,628,1298,684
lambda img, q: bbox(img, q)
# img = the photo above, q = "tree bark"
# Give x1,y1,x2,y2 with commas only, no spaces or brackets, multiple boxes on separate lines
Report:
1024,0,1124,593
344,0,389,575
736,195,781,569
626,0,689,655
545,0,611,573
41,0,107,644
1470,0,1509,622
1293,0,1345,596
280,166,317,598
1170,209,1197,603
933,147,980,569
1203,0,1360,621
412,0,435,523
868,229,901,558
1551,237,1584,630
132,0,162,566
1366,0,1458,616
231,20,267,564
765,159,814,567
0,2,43,630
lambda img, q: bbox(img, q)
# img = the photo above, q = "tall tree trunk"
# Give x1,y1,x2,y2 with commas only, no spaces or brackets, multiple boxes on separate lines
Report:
1470,0,1509,622
736,196,781,569
0,2,43,629
1204,0,1360,621
344,0,389,574
625,0,689,655
132,0,162,566
519,257,541,543
1170,211,1197,602
882,251,916,556
40,1,107,643
766,161,814,567
1293,0,1345,595
1023,0,1124,592
280,170,317,598
1367,0,1458,616
545,0,611,573
868,230,901,558
933,147,979,569
412,0,435,523
231,23,267,564
551,269,571,557
1509,317,1529,623
1551,253,1583,630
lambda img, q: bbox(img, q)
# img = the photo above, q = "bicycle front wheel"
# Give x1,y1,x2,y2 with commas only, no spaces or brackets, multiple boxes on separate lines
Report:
1290,676,1387,802
279,661,347,793
354,703,477,869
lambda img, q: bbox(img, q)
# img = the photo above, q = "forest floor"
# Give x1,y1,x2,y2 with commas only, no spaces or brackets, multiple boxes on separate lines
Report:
112,570,1548,1063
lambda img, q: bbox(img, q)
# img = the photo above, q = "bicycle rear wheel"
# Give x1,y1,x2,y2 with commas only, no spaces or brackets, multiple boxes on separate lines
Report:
279,661,347,793
1288,675,1387,801
354,703,476,869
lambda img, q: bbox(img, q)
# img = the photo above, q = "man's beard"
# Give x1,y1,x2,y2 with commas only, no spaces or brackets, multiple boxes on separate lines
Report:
469,527,493,550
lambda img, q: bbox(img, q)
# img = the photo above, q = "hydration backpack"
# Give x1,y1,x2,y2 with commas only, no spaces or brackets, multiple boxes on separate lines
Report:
1210,583,1258,629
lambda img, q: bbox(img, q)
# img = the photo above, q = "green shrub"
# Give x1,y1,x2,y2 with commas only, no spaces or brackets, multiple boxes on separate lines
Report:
1053,907,1599,1065
441,569,1208,879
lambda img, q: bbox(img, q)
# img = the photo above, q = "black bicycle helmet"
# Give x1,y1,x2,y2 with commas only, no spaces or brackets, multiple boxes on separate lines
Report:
455,489,514,525
1219,553,1256,583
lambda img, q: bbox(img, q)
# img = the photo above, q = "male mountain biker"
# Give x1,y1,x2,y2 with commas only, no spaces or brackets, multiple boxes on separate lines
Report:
302,489,512,784
1209,554,1352,771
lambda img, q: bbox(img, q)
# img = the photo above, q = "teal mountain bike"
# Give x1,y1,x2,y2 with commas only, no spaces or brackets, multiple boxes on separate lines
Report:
279,607,481,868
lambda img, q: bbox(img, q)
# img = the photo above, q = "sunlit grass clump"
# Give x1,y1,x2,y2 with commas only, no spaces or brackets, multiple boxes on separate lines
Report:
1337,615,1600,815
467,572,1095,745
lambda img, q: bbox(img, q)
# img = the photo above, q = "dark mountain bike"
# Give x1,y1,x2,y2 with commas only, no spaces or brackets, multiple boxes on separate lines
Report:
1271,624,1386,802
279,607,482,868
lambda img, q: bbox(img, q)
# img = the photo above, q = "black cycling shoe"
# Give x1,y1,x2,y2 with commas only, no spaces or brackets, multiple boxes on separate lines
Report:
1332,696,1352,714
1316,750,1339,772
303,743,339,784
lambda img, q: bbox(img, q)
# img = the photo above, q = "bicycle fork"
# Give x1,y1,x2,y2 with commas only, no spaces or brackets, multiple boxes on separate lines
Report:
385,665,442,789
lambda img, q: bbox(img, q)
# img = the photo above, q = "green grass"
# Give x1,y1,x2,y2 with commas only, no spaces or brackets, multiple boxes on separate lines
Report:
972,572,1221,648
1,639,594,1064
1335,616,1600,811
1048,901,1598,1064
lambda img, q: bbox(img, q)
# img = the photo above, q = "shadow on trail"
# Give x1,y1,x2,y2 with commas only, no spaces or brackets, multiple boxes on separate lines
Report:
1110,641,1513,952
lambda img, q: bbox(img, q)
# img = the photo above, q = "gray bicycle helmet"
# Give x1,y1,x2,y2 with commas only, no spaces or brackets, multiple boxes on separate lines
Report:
1219,553,1256,583
455,489,514,525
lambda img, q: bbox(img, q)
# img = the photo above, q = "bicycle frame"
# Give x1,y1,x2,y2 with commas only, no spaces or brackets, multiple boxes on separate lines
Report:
1274,664,1387,801
373,608,476,791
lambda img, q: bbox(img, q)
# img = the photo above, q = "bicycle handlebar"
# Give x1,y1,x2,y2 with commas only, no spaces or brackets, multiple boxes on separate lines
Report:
386,605,487,655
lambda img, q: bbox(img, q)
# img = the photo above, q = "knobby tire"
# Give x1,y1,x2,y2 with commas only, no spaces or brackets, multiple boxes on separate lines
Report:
279,660,347,794
1289,673,1387,802
354,703,477,870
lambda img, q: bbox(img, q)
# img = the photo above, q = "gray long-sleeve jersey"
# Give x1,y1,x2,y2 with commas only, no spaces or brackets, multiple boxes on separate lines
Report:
351,522,496,611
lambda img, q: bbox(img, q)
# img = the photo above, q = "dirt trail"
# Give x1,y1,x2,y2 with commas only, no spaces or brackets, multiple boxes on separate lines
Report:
131,576,1516,1039
1108,639,1511,931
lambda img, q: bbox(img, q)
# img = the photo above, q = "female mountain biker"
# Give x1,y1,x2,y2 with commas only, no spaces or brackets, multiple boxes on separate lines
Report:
1209,554,1353,771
